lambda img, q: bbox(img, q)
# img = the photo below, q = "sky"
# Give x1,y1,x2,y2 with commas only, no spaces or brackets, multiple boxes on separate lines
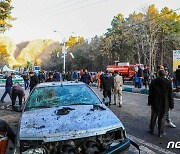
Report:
2,0,180,43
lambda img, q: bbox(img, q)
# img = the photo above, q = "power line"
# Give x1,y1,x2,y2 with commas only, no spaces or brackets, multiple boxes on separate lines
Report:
16,0,110,25
20,0,74,19
49,0,109,18
17,0,90,23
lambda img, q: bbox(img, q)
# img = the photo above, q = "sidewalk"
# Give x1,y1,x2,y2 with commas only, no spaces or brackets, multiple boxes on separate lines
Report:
92,83,180,99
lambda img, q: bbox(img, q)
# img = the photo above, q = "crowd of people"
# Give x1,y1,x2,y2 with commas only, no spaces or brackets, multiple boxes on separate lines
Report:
133,65,180,90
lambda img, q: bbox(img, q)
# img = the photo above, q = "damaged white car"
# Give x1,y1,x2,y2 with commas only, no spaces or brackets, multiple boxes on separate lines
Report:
14,82,137,154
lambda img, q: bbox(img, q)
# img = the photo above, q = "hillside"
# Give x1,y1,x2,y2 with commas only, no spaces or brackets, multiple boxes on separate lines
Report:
0,36,19,67
0,36,61,68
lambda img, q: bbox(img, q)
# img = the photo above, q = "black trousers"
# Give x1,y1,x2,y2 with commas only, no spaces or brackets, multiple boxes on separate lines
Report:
30,86,33,92
103,90,112,104
12,89,23,107
144,76,149,88
149,108,167,134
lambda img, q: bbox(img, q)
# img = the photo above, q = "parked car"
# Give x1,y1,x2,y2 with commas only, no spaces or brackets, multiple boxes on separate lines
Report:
14,81,135,154
0,74,5,79
0,74,24,86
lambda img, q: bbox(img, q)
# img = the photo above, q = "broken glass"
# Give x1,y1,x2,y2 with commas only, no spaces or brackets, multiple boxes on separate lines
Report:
25,85,101,111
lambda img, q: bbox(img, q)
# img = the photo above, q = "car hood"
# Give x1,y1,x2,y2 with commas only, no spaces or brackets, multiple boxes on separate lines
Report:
20,105,124,142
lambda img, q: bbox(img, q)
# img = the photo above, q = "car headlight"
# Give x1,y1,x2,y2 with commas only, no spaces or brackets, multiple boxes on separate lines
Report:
105,128,126,141
22,148,46,154
98,128,126,148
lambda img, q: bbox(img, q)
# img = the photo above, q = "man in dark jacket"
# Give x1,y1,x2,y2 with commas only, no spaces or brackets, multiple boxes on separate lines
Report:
66,72,72,81
22,72,29,90
148,70,174,137
143,65,150,89
1,73,15,103
176,65,180,87
38,71,46,83
53,70,60,81
45,72,57,82
81,69,91,85
100,71,114,106
29,72,39,92
137,66,143,88
72,70,79,81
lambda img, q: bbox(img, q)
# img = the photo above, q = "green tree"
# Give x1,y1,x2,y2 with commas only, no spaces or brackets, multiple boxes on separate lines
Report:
0,0,15,33
0,43,10,71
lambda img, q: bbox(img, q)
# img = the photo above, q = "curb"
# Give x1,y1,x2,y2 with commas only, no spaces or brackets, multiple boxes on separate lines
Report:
122,86,149,95
92,83,180,99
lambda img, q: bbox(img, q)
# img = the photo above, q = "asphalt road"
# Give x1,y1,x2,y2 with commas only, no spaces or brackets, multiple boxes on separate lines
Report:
93,88,180,154
0,87,179,154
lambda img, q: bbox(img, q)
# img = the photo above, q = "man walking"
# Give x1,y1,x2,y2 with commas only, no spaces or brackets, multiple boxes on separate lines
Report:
137,66,143,88
113,71,123,107
29,72,38,92
1,73,15,103
81,69,91,85
100,71,114,106
148,70,174,137
22,72,29,90
143,65,150,89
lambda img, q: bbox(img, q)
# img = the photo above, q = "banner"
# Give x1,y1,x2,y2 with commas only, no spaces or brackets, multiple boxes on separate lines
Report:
173,50,180,71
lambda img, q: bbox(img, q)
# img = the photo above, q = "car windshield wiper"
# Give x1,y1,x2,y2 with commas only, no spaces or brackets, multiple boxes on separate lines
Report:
90,104,106,111
27,105,51,110
70,103,92,105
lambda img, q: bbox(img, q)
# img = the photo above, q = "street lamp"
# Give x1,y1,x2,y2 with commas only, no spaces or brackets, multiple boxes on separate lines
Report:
53,30,74,73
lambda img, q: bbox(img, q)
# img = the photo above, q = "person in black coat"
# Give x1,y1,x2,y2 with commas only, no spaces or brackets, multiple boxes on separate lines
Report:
148,70,174,137
137,66,143,88
66,72,72,81
143,65,150,89
38,71,46,83
81,70,91,85
1,73,15,103
53,70,61,81
175,65,180,87
45,72,57,82
100,71,114,106
29,72,39,92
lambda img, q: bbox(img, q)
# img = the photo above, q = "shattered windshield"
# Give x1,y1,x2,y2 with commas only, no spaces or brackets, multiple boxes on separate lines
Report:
25,84,101,111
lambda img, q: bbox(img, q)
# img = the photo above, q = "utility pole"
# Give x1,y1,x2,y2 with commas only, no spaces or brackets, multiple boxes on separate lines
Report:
62,41,67,72
53,30,74,73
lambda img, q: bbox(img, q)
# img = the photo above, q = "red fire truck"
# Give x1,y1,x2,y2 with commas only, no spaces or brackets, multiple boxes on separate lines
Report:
107,62,144,80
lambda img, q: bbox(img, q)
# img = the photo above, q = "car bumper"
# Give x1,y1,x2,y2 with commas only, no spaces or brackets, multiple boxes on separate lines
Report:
106,138,130,154
14,138,131,154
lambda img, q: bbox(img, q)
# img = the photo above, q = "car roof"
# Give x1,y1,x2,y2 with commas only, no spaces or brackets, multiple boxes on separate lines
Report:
36,81,86,88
